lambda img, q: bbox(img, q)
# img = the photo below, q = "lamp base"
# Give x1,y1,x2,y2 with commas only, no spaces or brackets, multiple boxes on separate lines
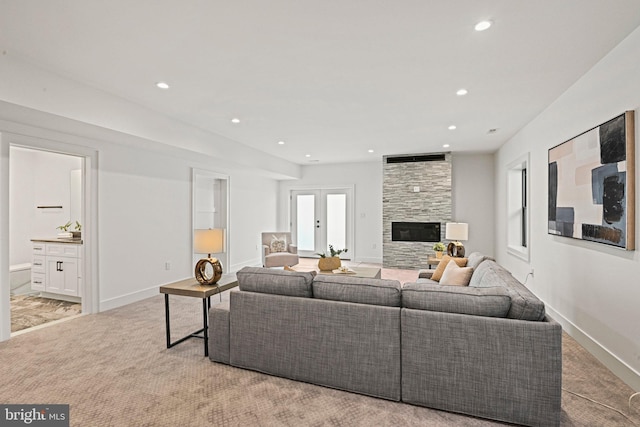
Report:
195,257,223,285
447,242,465,258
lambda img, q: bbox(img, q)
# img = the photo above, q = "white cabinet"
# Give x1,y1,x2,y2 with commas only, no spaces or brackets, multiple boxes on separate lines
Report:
31,241,82,297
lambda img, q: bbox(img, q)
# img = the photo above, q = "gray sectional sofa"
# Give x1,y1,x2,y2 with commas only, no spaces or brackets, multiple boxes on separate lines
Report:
208,253,562,427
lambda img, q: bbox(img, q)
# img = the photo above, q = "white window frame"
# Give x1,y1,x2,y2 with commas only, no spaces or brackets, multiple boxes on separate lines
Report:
507,153,530,261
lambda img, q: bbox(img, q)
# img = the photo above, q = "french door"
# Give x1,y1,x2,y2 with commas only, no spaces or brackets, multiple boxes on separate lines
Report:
291,188,353,259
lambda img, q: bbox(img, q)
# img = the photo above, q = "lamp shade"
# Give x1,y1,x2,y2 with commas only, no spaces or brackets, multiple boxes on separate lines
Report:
194,228,225,254
445,222,468,241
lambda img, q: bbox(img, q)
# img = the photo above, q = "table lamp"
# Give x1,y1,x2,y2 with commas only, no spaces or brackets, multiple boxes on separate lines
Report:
194,228,225,285
445,222,468,257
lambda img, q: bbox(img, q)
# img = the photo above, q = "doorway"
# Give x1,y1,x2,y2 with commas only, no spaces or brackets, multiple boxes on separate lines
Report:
291,188,353,258
1,131,98,342
8,147,84,333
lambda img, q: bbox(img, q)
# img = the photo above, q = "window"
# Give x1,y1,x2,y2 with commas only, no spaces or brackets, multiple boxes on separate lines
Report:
521,168,527,248
507,154,530,261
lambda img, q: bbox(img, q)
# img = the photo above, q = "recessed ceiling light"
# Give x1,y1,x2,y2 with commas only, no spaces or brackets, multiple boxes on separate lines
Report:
305,154,311,158
156,82,170,89
231,118,240,124
448,125,457,130
368,149,374,153
475,20,493,31
278,141,285,145
456,88,468,96
443,144,451,148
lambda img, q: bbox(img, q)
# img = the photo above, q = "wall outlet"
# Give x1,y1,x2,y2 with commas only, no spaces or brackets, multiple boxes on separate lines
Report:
165,261,171,270
529,268,534,277
372,243,377,249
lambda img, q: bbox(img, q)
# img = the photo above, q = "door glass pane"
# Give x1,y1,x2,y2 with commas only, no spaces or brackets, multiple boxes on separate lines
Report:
326,194,346,254
297,195,315,251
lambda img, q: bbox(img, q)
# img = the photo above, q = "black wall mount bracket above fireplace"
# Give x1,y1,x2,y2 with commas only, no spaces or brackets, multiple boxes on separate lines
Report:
391,222,441,242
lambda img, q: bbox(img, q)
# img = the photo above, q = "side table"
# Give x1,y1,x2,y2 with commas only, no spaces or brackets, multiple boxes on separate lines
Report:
427,257,442,268
159,274,238,356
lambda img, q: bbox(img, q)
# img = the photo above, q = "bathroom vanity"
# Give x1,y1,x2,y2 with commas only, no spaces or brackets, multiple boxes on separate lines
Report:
31,238,82,299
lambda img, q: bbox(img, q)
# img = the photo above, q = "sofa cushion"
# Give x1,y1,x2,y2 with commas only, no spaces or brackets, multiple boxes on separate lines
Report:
431,256,468,282
237,266,315,297
402,282,511,318
466,252,495,270
264,252,299,268
312,275,402,307
439,260,473,286
470,260,546,321
418,269,435,279
468,258,494,287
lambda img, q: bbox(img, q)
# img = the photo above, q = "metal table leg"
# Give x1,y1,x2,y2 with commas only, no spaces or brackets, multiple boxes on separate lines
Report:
202,297,209,357
164,294,208,355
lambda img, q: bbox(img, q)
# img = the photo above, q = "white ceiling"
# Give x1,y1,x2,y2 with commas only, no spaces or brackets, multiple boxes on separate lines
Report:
2,0,640,165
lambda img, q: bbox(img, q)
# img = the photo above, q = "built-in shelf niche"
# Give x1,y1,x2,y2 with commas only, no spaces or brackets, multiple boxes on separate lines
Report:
192,168,229,270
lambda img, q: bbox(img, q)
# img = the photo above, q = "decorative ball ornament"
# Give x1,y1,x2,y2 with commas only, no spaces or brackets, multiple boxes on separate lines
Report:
447,242,466,258
195,257,223,285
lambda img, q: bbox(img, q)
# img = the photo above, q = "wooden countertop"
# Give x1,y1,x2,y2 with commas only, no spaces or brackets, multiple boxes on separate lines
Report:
31,237,83,244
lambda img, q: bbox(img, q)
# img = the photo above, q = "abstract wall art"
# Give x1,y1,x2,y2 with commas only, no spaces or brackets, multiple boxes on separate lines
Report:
548,111,635,250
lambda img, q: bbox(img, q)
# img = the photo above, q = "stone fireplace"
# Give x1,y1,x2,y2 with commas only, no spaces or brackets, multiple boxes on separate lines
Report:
383,153,452,269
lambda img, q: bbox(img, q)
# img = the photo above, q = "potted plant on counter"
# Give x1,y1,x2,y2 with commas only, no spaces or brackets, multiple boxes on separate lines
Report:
57,221,82,239
72,221,82,239
56,221,73,238
433,242,446,259
316,245,348,271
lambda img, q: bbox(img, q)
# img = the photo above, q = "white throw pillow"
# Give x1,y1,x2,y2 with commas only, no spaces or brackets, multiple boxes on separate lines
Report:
270,235,287,253
439,260,473,286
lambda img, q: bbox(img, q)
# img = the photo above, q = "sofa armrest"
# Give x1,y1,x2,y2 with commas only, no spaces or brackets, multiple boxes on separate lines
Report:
418,269,434,279
208,301,231,364
288,244,297,254
401,310,562,426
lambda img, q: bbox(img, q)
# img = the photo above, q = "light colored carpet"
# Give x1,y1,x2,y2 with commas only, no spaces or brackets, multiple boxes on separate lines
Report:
0,266,638,426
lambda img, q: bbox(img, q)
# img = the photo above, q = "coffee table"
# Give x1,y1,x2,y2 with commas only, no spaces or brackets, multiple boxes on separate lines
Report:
159,274,238,356
291,266,381,279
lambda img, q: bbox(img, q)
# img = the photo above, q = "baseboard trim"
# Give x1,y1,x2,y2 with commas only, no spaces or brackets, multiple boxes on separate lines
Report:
100,286,159,312
545,304,640,391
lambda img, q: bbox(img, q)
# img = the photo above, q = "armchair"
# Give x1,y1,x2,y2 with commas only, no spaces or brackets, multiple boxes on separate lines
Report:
261,232,299,268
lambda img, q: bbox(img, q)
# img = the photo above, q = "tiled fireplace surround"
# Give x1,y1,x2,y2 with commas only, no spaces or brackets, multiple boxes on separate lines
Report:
383,154,452,269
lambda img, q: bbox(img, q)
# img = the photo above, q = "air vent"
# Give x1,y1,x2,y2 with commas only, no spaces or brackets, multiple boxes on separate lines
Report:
385,154,446,164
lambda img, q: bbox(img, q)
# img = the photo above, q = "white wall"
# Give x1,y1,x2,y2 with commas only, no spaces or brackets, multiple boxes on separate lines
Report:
278,155,495,265
495,26,640,389
231,173,279,268
452,153,495,258
9,147,82,265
